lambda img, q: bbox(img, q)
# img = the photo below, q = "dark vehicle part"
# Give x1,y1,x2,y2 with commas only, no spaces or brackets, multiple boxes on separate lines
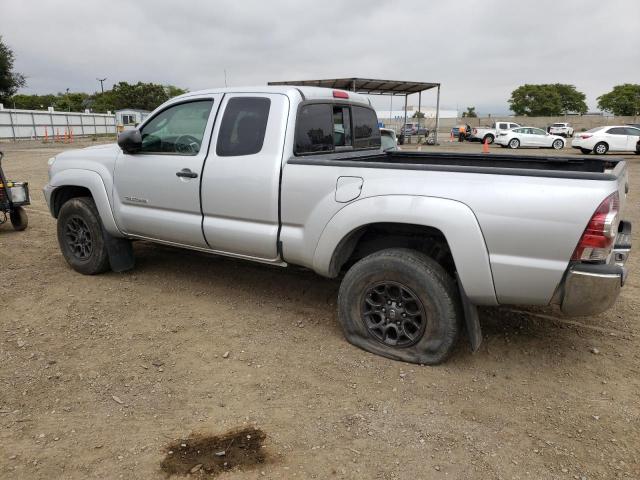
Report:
0,151,31,231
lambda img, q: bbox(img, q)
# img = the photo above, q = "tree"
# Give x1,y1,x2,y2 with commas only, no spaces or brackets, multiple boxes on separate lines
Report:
597,84,640,116
0,36,26,104
462,106,477,118
509,84,587,116
411,111,425,119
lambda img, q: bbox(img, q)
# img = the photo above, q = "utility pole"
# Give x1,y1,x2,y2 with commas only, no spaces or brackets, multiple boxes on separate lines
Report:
97,77,107,94
66,88,70,112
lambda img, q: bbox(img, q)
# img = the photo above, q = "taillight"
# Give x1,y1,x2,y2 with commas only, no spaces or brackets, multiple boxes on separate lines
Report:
580,134,592,139
572,192,620,262
333,90,349,99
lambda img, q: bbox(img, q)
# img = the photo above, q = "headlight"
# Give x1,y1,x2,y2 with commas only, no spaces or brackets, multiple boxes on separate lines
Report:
47,156,56,166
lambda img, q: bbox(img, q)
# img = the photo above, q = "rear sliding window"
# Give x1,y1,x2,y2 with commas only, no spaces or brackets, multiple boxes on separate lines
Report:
216,97,271,157
295,103,380,155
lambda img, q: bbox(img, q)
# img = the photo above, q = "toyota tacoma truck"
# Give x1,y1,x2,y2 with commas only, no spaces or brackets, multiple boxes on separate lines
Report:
44,86,631,365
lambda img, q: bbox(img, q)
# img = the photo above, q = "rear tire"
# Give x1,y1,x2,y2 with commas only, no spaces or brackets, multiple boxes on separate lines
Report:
337,248,461,365
483,134,494,145
552,139,564,150
57,197,110,275
594,142,608,155
508,138,520,149
10,206,28,231
580,148,591,154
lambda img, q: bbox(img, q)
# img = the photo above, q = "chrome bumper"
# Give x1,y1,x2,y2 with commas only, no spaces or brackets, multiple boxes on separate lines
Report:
560,221,631,316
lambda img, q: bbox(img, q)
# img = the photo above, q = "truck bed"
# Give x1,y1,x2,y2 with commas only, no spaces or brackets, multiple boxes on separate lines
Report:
288,151,624,181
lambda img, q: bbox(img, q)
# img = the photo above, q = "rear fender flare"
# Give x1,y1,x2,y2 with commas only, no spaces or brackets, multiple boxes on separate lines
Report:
313,195,498,305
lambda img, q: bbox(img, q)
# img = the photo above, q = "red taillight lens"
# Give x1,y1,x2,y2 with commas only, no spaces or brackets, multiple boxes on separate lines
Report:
333,90,349,99
580,134,592,139
572,192,620,262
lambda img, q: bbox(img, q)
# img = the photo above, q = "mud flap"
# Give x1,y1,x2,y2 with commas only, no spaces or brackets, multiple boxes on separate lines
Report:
456,273,482,352
102,227,135,272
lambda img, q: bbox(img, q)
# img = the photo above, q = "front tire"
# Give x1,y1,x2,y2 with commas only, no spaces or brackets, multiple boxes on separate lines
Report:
594,142,608,155
57,197,110,275
552,139,564,150
10,206,28,231
508,138,520,149
337,249,461,365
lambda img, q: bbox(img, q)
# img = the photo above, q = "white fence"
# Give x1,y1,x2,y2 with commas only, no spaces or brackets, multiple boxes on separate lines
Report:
0,108,116,140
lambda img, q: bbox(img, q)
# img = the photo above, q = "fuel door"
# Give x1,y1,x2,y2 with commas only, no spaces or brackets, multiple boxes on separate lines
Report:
335,176,364,203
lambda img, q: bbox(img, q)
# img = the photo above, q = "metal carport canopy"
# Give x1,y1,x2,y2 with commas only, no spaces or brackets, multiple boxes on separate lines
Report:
268,77,442,142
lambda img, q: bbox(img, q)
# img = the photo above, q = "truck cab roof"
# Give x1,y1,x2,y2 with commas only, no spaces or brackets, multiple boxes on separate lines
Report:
173,86,373,107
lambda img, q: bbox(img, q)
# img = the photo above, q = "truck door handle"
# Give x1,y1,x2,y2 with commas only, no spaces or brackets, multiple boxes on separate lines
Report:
176,168,198,179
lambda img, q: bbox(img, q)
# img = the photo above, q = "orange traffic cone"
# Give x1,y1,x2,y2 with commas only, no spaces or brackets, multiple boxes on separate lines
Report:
482,137,490,153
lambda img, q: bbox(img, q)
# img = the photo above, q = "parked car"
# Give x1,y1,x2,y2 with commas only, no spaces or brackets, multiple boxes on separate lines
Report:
571,125,640,154
548,122,574,137
400,123,428,136
470,121,521,144
44,86,631,365
380,128,399,151
496,127,565,150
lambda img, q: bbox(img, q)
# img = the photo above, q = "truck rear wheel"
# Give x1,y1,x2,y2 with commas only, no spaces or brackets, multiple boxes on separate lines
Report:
57,197,110,275
337,248,461,365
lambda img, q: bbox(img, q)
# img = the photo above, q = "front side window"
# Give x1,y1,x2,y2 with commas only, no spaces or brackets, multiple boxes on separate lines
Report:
140,100,213,155
216,97,271,157
352,106,381,149
624,127,640,136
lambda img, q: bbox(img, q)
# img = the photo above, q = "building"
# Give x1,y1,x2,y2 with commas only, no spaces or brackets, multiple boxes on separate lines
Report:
375,106,458,121
115,109,150,131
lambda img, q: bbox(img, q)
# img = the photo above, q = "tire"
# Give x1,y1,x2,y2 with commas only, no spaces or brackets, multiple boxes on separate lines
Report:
552,139,564,150
483,134,494,145
580,148,591,154
594,142,608,155
9,206,28,231
508,138,520,149
337,248,461,365
57,197,110,275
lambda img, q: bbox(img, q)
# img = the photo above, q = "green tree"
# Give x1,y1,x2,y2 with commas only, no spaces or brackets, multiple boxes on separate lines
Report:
509,84,587,116
0,36,26,104
597,84,640,116
553,84,587,114
462,106,477,118
411,110,425,119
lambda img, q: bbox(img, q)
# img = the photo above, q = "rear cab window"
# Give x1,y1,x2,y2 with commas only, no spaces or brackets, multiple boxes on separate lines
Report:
295,103,380,155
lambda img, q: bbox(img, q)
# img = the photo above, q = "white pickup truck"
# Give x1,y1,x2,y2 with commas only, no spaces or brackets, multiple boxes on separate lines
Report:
44,86,631,365
471,121,521,144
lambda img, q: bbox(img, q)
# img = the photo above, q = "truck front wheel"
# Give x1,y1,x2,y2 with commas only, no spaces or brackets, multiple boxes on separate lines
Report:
57,197,110,275
337,248,461,365
483,134,494,144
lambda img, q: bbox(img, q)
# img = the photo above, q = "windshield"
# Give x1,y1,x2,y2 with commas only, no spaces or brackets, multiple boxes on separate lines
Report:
551,123,565,127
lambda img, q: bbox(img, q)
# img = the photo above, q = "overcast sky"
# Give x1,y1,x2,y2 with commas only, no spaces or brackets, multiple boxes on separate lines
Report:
2,0,639,115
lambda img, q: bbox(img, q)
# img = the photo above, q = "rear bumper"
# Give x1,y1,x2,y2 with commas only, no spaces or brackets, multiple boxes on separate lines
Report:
560,221,631,316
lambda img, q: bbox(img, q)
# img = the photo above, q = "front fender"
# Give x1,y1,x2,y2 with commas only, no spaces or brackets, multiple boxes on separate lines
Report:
45,169,121,237
313,195,497,305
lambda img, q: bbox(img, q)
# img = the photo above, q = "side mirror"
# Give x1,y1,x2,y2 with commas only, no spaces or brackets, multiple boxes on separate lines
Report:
118,130,142,154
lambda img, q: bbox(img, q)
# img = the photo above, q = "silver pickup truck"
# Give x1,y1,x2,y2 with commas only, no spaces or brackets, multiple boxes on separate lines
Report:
44,86,631,364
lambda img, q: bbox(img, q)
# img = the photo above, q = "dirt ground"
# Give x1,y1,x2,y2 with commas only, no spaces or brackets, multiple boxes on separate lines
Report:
1,138,639,480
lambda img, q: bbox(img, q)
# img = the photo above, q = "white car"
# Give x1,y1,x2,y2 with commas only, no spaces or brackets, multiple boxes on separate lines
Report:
572,126,640,155
549,122,574,137
496,127,565,150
